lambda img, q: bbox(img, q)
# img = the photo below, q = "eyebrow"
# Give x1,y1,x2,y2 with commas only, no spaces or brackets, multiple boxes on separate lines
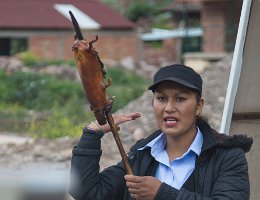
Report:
154,90,190,96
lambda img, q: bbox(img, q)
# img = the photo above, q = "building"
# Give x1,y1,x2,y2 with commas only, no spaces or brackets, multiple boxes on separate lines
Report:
140,0,243,66
0,0,136,62
164,0,243,53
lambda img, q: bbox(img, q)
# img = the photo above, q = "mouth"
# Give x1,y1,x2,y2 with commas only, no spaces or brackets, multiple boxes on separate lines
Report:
164,116,178,127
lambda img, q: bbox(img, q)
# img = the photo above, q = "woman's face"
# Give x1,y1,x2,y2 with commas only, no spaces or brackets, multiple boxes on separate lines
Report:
152,81,204,139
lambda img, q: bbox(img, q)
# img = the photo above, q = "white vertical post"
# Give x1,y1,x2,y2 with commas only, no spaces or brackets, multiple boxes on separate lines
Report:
220,0,252,134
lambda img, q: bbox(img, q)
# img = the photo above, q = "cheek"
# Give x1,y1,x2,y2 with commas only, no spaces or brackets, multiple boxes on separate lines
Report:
152,101,163,118
152,102,159,115
180,103,198,117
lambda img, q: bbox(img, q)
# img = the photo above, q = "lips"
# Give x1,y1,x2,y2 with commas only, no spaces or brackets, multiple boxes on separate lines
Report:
164,116,178,126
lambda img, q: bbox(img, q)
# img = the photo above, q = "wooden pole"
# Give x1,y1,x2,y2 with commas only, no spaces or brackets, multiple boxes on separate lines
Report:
105,112,133,175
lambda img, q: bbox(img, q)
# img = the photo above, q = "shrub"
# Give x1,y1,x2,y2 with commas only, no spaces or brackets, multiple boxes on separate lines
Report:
29,105,93,139
0,67,148,138
125,1,156,22
106,67,148,112
0,68,148,113
0,102,32,132
16,51,39,66
0,102,29,119
40,59,76,67
0,70,85,111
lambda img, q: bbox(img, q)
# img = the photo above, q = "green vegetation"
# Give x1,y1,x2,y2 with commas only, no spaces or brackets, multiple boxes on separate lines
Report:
0,70,85,111
0,66,148,138
17,50,76,67
16,51,39,66
125,1,156,22
0,102,29,120
29,105,90,139
145,40,163,48
153,13,177,30
101,0,173,22
46,59,76,67
106,67,149,112
0,102,31,132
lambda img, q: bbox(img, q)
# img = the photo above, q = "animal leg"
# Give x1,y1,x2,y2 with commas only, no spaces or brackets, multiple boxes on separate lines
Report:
105,78,112,88
72,40,80,52
89,35,98,49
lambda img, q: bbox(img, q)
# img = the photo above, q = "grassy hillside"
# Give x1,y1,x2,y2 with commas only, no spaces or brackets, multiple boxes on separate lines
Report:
0,66,149,138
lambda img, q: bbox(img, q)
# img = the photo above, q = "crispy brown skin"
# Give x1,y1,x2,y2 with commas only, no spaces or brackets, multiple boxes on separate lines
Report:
72,36,112,125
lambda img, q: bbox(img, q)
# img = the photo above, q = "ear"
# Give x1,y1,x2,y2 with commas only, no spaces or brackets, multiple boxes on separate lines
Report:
196,97,204,115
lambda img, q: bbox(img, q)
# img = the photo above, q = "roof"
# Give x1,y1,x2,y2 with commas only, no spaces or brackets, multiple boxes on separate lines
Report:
141,28,203,41
0,0,135,30
176,0,234,2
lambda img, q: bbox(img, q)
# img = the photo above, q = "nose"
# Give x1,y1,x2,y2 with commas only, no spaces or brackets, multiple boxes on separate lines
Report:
164,100,176,113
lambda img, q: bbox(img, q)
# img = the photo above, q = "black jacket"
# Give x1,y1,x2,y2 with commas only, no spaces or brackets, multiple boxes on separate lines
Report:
69,119,253,200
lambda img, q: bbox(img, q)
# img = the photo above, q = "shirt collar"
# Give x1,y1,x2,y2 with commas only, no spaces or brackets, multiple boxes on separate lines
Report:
138,132,164,151
138,127,203,156
189,127,203,156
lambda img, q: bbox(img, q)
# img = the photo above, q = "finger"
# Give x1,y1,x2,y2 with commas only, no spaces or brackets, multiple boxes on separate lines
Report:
113,114,132,125
121,112,141,122
128,187,141,193
124,175,143,183
113,112,141,126
130,193,139,200
126,182,139,190
131,193,143,200
129,112,141,120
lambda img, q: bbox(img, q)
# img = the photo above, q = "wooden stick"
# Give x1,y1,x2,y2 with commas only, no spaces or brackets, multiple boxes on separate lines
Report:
105,111,133,175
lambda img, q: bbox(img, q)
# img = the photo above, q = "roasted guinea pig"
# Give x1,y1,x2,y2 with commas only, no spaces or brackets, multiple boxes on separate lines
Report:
69,11,112,125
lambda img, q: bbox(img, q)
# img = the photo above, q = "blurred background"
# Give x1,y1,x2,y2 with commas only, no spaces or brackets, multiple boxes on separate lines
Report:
0,0,244,199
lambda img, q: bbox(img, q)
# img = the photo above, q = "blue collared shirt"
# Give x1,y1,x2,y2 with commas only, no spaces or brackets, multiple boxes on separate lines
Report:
138,128,203,189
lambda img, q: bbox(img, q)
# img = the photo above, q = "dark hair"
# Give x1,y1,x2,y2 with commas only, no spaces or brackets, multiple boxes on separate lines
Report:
196,114,208,125
195,91,201,103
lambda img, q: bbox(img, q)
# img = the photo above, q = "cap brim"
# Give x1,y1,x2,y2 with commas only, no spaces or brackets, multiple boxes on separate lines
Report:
148,77,200,93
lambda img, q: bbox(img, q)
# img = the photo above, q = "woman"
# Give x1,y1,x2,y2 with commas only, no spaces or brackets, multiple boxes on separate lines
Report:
69,64,253,200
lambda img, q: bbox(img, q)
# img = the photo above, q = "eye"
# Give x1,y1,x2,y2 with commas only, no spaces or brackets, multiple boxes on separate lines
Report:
157,96,167,102
176,97,186,102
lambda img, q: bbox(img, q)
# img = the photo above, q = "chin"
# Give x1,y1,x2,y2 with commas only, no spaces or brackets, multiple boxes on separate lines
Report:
162,127,179,135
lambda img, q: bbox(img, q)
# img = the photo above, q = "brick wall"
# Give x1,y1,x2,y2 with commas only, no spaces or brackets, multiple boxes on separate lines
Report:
201,1,242,53
29,30,137,62
90,31,138,61
141,39,179,65
30,35,60,60
201,1,227,52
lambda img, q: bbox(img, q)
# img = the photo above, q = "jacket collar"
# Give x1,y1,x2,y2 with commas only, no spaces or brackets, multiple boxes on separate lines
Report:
197,117,253,153
131,118,253,153
131,129,162,151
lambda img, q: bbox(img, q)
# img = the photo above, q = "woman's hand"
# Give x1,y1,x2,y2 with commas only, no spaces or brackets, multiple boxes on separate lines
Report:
112,112,141,126
88,112,141,133
125,175,161,200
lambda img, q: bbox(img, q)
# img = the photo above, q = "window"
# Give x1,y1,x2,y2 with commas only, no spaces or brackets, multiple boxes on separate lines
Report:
0,38,28,56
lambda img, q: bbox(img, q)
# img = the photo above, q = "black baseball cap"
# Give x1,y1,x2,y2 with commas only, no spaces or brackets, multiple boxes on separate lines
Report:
148,64,203,96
